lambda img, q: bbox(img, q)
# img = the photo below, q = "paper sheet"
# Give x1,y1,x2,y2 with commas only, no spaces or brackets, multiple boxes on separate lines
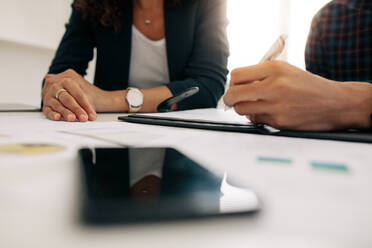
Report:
139,108,253,125
62,128,164,147
61,122,194,148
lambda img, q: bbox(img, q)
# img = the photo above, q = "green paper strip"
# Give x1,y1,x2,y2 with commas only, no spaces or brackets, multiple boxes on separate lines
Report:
257,156,292,164
311,162,349,172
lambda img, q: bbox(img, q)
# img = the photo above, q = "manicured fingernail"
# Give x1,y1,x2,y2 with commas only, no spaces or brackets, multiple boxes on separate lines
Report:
67,114,75,122
80,114,88,122
89,113,97,120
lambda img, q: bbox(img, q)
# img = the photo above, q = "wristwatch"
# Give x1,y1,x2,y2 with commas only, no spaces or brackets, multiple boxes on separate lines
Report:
126,88,144,113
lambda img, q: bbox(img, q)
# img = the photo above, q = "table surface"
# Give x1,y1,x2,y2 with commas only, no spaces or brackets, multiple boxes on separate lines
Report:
1,111,372,248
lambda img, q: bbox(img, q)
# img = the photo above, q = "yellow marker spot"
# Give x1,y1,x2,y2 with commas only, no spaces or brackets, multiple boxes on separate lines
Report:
0,144,66,156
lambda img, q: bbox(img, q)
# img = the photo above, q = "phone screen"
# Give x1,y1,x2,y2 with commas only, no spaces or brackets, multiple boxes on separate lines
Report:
79,148,260,224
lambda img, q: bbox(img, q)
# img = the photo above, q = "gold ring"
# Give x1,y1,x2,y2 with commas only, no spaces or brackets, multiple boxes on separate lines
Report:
55,89,68,100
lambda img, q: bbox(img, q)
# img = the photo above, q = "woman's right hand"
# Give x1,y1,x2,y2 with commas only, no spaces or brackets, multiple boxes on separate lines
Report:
42,69,99,122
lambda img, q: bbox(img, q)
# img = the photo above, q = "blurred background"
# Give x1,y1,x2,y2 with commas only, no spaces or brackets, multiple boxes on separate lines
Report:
0,0,331,107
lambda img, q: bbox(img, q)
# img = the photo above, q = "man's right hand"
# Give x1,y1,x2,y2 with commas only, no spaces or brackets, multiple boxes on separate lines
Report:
224,61,372,131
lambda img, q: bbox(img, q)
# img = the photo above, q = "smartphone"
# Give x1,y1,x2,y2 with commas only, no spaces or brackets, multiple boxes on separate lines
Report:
79,148,260,224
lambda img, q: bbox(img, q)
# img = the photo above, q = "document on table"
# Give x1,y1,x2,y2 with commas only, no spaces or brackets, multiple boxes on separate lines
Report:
61,109,252,148
63,128,165,147
135,108,253,125
61,122,194,148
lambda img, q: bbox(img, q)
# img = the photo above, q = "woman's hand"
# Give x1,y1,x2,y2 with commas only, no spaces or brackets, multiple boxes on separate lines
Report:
42,69,102,122
224,61,372,131
42,69,177,122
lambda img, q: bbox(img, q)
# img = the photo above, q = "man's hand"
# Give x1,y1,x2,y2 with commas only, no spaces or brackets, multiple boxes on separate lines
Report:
42,69,102,122
224,61,372,131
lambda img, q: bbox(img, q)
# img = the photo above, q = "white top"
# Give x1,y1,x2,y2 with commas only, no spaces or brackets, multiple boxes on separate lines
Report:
128,25,170,186
129,25,170,88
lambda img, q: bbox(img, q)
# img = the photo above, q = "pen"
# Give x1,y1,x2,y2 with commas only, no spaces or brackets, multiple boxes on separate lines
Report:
224,34,288,111
259,34,288,63
157,86,200,113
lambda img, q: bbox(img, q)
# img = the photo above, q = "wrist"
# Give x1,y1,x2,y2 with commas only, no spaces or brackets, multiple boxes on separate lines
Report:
336,82,372,130
96,90,129,113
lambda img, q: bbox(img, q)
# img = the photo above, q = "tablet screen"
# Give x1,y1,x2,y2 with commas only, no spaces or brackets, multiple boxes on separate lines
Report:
79,148,260,224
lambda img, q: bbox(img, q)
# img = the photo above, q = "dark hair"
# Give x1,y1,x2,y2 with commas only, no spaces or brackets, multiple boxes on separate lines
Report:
74,0,180,31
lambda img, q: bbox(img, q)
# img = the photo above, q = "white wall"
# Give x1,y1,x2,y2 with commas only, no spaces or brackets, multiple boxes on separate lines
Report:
0,0,72,50
227,0,282,69
0,40,54,105
227,0,331,70
0,0,95,106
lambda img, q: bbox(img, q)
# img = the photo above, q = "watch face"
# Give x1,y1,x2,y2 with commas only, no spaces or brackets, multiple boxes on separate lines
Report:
127,89,144,107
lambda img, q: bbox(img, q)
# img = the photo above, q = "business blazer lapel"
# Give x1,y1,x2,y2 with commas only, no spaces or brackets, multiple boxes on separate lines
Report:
96,11,133,91
164,2,193,82
119,13,133,86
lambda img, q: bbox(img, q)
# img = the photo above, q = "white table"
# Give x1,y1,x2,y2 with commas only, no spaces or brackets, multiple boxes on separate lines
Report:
1,111,372,248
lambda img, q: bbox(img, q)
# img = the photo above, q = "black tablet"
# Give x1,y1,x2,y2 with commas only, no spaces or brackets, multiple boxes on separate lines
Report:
79,148,260,225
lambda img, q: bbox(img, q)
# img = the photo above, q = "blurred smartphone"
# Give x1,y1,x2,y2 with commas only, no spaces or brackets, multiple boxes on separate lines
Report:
79,147,260,225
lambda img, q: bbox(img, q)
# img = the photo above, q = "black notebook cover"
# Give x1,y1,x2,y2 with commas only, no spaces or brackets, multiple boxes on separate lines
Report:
119,114,372,144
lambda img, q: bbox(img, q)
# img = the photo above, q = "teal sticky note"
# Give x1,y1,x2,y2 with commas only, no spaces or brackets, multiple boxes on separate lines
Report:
311,162,349,172
257,156,292,165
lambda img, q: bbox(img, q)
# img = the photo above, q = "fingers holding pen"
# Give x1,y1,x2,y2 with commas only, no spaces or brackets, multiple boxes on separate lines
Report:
229,62,273,86
224,61,290,110
233,100,275,116
224,63,272,108
223,81,272,108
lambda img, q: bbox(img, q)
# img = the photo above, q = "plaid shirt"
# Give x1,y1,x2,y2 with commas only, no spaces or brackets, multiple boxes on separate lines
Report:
305,0,372,83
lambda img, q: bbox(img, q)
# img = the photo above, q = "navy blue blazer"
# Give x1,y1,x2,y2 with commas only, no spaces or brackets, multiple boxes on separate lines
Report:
47,0,229,110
